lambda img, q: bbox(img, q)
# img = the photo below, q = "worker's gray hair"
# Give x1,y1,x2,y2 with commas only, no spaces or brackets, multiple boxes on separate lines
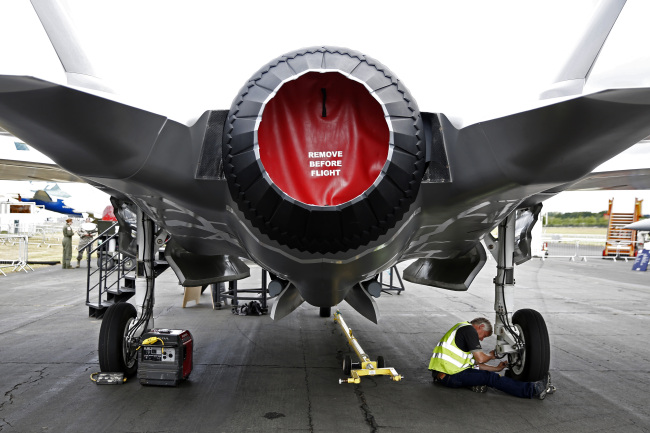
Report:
470,317,493,334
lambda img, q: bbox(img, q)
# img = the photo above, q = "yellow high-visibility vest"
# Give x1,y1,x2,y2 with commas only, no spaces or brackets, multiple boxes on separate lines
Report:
429,322,476,374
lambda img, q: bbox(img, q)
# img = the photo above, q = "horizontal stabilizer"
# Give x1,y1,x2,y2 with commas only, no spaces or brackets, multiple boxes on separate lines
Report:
567,168,650,191
471,88,650,186
0,75,169,179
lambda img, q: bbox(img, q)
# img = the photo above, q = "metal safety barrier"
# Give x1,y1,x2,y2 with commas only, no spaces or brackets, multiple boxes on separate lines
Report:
541,236,643,262
0,235,33,276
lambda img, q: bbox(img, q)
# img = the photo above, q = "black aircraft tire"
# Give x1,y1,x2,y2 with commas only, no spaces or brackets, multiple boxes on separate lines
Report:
343,355,352,376
98,252,115,271
98,302,138,377
319,307,332,318
506,308,550,382
376,355,385,369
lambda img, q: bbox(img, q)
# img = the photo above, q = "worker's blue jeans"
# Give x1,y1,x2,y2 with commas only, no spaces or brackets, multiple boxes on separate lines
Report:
435,369,536,398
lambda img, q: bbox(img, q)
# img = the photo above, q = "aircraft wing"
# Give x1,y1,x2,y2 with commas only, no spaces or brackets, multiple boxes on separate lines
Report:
0,76,170,181
565,168,650,191
526,167,650,204
0,158,83,182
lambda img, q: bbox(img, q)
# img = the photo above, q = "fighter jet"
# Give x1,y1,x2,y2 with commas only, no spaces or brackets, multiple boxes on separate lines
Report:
17,189,82,217
0,0,648,380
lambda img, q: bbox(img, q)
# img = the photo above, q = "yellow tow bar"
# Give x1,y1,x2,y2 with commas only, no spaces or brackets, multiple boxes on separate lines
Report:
334,310,403,384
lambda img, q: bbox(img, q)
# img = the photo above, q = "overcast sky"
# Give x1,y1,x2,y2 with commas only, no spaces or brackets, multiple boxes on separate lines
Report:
1,0,649,214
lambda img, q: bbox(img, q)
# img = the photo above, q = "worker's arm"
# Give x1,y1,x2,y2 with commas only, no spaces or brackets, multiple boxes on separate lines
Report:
472,349,495,365
478,361,508,372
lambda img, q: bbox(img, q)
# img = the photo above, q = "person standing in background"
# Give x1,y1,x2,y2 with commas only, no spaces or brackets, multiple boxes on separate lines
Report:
62,218,74,269
76,217,97,268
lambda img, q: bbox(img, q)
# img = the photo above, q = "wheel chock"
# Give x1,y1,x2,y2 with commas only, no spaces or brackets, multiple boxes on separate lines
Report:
90,372,126,384
334,310,402,384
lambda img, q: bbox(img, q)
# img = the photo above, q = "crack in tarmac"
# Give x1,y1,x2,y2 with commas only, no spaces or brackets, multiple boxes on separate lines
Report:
0,367,47,431
353,384,379,433
300,328,315,433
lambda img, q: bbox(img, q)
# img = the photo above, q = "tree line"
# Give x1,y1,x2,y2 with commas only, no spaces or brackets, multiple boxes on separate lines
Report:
545,211,608,227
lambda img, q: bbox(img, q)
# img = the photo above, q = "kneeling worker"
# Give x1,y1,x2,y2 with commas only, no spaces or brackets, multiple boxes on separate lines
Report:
429,317,555,399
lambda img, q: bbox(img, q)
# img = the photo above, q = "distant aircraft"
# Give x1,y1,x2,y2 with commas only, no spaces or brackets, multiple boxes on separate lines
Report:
0,130,81,183
625,219,650,231
17,190,82,217
34,183,71,198
0,132,112,217
0,0,647,380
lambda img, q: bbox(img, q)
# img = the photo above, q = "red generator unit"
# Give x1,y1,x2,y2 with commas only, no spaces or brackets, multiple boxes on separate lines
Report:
138,329,193,386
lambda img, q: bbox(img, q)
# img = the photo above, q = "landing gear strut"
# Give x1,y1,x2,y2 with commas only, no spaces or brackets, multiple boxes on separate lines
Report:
491,212,550,382
97,209,159,377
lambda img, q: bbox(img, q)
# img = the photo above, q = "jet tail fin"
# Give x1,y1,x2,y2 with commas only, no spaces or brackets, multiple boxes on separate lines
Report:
32,189,53,202
30,0,113,93
540,0,626,99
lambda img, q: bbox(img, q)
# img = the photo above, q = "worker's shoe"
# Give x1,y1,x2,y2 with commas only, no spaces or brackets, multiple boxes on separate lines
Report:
534,372,553,400
546,374,557,395
75,261,80,268
471,385,487,393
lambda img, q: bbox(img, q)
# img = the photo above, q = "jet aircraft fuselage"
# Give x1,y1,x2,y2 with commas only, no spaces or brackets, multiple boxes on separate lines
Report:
1,1,649,323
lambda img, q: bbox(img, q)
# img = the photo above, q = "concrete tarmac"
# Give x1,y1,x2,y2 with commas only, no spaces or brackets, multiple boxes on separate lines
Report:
0,256,649,432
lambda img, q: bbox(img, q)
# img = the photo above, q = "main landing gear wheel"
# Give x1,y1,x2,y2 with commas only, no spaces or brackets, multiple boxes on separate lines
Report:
319,307,331,318
122,256,136,272
98,302,138,377
506,308,550,382
97,251,116,271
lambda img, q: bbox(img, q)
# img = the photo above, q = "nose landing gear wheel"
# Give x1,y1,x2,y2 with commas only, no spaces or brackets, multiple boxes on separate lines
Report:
98,302,138,377
505,308,550,382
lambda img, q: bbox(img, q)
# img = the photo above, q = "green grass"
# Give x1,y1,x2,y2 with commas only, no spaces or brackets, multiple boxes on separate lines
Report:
542,226,607,236
0,234,96,273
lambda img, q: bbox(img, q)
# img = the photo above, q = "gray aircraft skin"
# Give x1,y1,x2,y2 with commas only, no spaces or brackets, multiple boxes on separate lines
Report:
0,0,647,324
626,219,650,231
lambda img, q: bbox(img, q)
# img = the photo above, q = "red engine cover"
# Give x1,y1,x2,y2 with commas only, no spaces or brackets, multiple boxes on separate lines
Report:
258,71,389,206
